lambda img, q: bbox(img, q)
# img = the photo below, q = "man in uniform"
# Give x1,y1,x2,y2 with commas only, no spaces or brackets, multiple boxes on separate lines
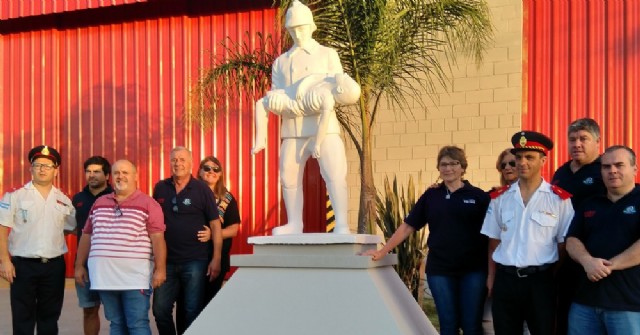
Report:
152,146,221,335
252,0,350,235
75,159,166,334
0,145,76,335
481,131,575,335
566,145,640,334
551,118,606,334
72,156,113,335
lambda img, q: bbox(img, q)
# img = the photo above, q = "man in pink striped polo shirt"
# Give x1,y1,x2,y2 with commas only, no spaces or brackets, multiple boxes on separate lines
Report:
75,159,167,335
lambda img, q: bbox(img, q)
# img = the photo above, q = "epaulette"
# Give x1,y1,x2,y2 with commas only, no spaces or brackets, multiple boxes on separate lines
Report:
551,184,572,200
490,184,510,199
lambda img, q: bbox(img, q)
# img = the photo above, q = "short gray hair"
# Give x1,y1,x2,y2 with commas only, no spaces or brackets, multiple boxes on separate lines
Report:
171,146,191,156
568,118,601,141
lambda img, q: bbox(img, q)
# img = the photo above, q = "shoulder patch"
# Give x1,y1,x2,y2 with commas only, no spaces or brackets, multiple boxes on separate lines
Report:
551,184,572,200
490,184,510,199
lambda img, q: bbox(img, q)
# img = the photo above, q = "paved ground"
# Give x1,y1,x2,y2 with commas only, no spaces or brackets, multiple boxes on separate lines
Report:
0,279,160,334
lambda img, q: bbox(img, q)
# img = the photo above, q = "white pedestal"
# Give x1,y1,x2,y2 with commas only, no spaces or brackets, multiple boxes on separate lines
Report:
186,233,438,335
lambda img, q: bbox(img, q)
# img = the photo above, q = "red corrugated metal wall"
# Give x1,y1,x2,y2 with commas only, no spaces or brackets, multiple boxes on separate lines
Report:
0,0,149,20
0,0,327,278
523,1,640,179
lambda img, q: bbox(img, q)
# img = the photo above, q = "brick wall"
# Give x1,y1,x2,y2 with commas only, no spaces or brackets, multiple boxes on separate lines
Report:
343,0,523,228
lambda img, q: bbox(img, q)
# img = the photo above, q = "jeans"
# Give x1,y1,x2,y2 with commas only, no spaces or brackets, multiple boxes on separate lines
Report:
99,289,152,335
152,260,208,335
568,302,640,335
427,271,487,335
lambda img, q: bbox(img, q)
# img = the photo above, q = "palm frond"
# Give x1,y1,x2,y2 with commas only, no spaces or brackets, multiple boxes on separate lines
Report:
183,32,283,129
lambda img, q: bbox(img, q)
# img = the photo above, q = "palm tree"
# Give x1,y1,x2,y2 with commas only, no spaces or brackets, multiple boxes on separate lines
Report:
185,0,493,233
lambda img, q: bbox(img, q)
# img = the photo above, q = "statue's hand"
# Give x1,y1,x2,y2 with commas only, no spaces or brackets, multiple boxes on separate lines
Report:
252,142,266,155
267,93,287,114
312,144,321,159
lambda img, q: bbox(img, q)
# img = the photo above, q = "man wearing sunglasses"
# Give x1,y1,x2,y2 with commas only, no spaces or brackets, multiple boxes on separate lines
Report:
551,118,607,335
0,145,76,334
75,159,166,334
152,146,221,335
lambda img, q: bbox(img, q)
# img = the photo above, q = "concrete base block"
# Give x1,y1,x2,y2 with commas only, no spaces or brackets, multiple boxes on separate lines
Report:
186,234,438,335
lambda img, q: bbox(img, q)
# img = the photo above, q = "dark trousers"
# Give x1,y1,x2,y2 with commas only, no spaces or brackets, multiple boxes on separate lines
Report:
176,270,226,334
10,256,65,335
492,266,556,335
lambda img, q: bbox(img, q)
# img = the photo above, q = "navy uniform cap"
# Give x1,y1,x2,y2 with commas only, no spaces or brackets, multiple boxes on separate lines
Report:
28,145,61,166
510,131,553,156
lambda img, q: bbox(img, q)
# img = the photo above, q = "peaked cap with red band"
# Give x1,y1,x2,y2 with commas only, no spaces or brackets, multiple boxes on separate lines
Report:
28,145,61,166
510,131,553,156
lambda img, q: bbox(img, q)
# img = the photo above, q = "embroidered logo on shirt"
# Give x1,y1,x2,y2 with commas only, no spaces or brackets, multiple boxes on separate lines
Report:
463,199,476,204
623,206,636,215
0,201,9,210
183,198,192,206
583,177,594,185
56,199,68,207
584,210,596,218
75,201,83,208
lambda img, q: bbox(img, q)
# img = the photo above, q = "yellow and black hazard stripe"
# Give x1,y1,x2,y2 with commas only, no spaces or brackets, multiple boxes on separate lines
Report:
326,192,335,232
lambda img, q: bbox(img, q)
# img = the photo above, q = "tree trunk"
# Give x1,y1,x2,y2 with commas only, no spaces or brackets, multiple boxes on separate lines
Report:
357,131,377,234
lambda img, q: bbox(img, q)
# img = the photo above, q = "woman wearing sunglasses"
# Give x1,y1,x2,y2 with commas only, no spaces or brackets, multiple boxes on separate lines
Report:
495,149,518,188
196,156,241,302
176,156,241,333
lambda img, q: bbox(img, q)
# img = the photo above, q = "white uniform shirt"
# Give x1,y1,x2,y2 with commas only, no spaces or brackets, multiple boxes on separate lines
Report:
0,182,76,258
480,180,574,267
271,39,343,138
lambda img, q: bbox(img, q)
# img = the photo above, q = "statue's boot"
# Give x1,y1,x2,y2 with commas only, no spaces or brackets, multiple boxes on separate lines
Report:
273,186,304,235
326,181,350,234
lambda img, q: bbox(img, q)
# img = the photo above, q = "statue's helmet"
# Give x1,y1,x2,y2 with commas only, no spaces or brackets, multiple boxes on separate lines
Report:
285,0,317,32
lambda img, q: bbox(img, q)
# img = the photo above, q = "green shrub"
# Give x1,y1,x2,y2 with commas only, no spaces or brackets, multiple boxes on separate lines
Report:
375,175,428,301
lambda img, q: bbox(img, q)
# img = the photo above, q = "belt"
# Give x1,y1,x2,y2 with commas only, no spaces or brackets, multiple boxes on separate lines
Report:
13,255,63,264
497,263,553,278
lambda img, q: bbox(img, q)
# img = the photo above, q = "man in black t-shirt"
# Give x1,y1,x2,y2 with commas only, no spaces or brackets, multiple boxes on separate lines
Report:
552,118,606,335
566,145,640,335
151,147,221,335
72,156,112,335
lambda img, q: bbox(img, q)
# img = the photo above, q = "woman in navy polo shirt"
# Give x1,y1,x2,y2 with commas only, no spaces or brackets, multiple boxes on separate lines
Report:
364,146,490,335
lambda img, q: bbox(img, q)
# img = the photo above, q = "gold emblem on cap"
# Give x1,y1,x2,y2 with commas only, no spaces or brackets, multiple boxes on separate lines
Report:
41,146,50,155
519,135,527,147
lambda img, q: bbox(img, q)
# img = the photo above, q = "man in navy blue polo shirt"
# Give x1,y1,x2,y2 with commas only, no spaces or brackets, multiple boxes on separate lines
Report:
152,146,222,335
566,145,640,335
552,118,606,209
551,118,607,335
72,156,112,335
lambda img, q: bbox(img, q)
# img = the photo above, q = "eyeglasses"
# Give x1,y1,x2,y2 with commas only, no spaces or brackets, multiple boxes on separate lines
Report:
32,163,56,171
114,204,123,217
500,161,517,170
171,197,179,213
438,161,461,169
202,165,221,173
